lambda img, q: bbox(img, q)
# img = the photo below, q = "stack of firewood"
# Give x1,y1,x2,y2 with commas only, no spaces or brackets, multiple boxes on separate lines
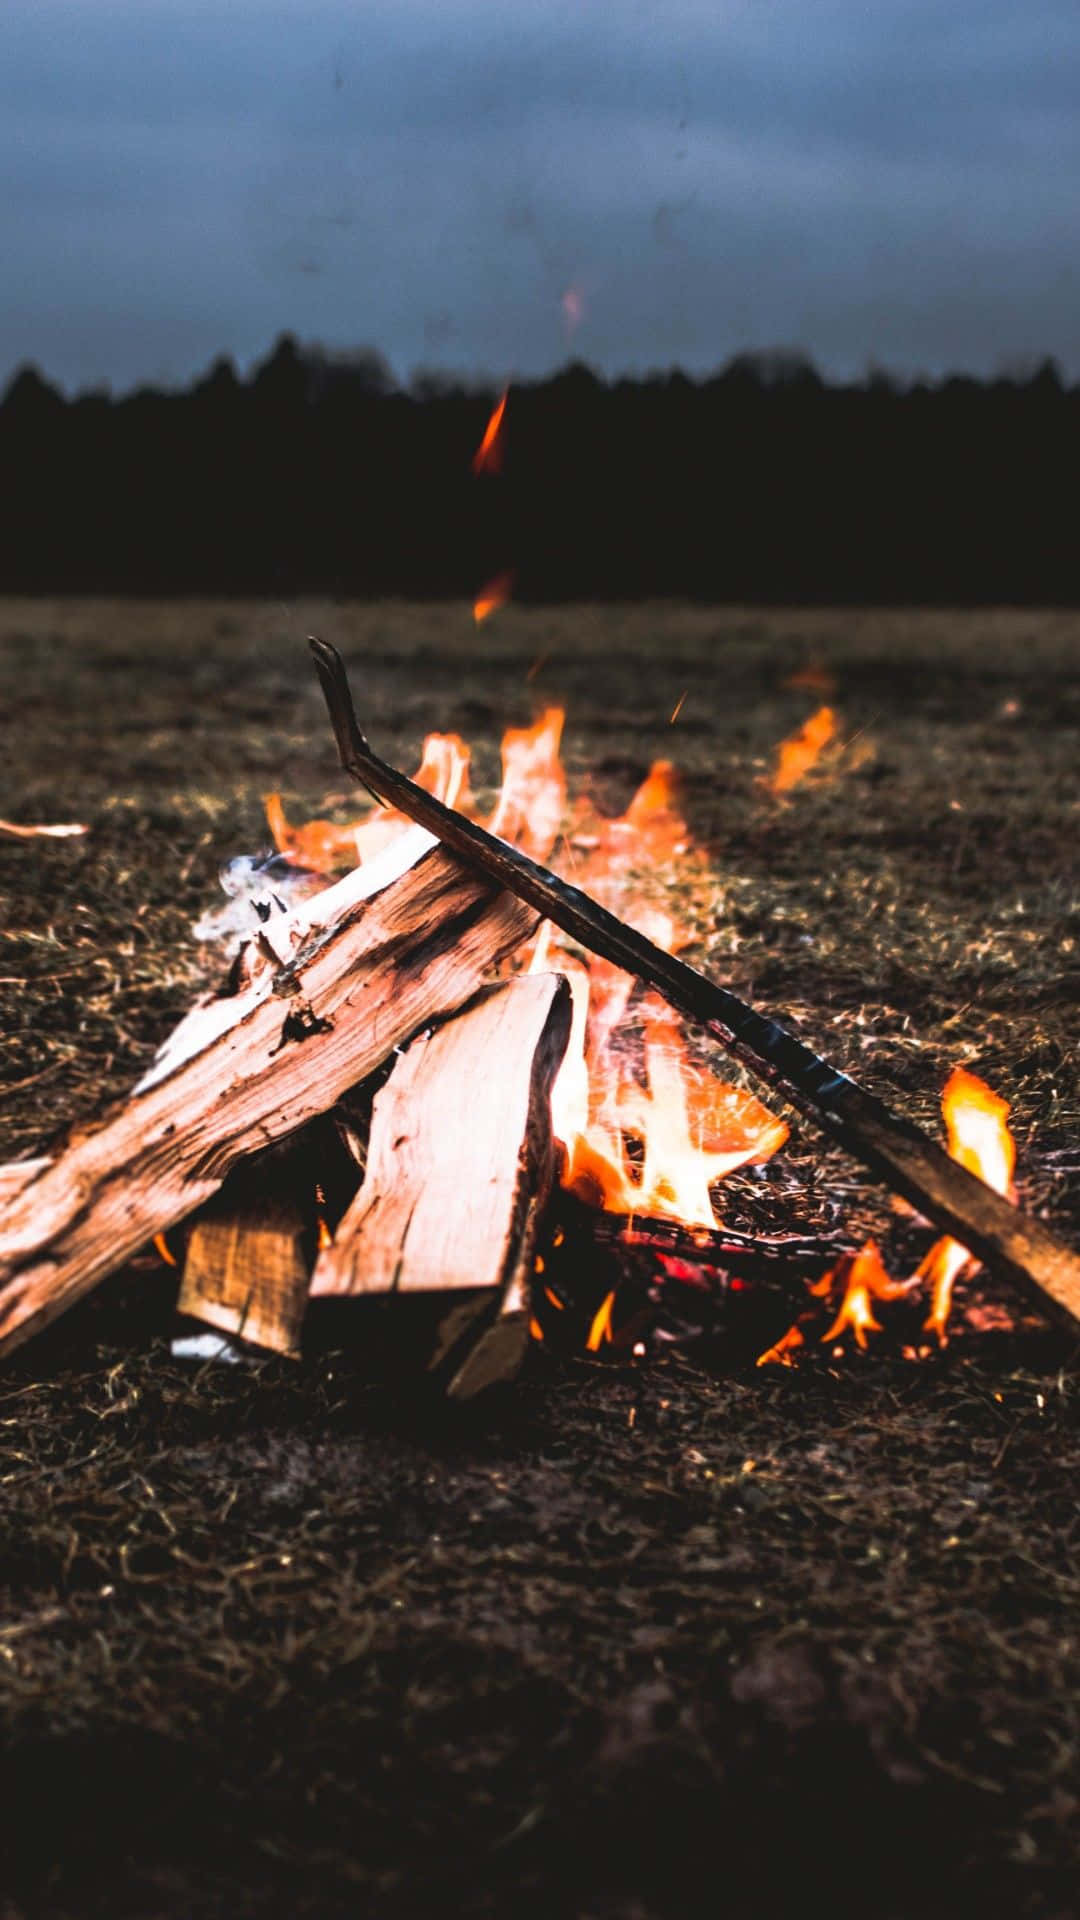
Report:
0,827,583,1391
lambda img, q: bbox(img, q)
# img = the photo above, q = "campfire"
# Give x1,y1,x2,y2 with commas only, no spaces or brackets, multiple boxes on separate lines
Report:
0,642,1077,1394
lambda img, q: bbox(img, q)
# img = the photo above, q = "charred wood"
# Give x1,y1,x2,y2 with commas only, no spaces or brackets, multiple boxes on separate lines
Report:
536,1193,846,1358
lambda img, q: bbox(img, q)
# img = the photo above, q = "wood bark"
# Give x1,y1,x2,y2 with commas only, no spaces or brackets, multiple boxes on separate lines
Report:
0,846,536,1356
310,635,1080,1331
311,973,572,1396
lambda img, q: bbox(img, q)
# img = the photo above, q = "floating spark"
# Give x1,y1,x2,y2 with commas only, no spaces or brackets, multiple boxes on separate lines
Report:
472,390,508,475
474,571,514,623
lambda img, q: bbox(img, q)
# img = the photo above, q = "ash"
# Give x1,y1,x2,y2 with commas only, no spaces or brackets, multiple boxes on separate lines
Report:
193,852,324,953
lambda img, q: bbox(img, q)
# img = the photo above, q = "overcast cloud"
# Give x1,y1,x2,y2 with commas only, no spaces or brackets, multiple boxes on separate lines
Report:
3,0,1079,392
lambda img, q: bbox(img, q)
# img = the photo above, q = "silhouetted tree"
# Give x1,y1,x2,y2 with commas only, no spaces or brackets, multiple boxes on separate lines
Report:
1,334,1078,603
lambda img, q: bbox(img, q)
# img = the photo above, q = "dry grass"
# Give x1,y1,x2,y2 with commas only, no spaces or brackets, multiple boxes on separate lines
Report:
1,600,1079,1919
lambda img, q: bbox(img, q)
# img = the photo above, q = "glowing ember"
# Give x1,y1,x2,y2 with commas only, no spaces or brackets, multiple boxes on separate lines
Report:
152,1231,177,1268
474,570,514,623
0,818,89,839
472,389,508,475
917,1067,1016,1342
316,1217,333,1253
766,705,837,795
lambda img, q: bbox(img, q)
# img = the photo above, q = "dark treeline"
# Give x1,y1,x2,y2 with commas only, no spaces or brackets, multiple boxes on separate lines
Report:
2,335,1077,602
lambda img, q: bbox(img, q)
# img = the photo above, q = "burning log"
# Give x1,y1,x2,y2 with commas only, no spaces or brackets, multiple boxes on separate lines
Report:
311,973,572,1397
0,843,537,1356
537,1194,847,1358
310,636,1080,1332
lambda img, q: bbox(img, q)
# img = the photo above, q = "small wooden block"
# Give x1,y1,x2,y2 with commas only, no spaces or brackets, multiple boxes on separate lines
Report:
178,1199,310,1358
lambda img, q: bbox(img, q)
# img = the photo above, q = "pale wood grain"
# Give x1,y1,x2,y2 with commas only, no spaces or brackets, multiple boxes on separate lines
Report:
310,974,571,1393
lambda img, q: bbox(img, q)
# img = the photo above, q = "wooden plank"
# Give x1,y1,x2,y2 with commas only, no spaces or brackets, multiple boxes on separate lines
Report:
310,974,572,1394
0,846,536,1356
178,1205,309,1357
175,1136,323,1358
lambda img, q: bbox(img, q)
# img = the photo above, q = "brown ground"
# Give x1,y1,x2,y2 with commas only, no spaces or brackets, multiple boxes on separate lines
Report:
1,601,1079,1919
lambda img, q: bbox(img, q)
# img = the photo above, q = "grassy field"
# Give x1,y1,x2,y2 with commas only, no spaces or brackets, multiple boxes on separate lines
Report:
1,600,1079,1918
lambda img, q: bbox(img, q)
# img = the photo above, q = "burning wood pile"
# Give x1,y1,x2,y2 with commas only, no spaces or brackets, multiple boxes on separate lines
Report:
0,641,1077,1394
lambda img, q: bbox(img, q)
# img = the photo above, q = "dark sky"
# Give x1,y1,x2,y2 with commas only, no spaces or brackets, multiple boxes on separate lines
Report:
4,0,1079,394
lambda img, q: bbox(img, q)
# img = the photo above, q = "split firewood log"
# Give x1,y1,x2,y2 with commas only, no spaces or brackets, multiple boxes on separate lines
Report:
173,1123,353,1358
0,842,537,1356
0,1159,52,1206
177,1191,311,1359
311,972,572,1397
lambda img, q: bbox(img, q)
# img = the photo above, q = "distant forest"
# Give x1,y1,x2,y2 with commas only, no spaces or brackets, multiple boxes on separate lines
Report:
3,336,1077,603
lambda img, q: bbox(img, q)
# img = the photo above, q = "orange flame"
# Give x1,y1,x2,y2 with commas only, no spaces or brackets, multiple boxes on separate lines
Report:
820,1241,913,1350
590,997,788,1227
586,1290,615,1350
472,390,508,475
757,1323,804,1368
266,732,471,874
260,694,788,1251
761,1069,1017,1363
488,708,566,861
823,1280,882,1350
264,791,350,871
545,760,788,1225
917,1068,1016,1342
766,706,836,795
566,759,697,903
474,570,514,623
316,1217,333,1253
